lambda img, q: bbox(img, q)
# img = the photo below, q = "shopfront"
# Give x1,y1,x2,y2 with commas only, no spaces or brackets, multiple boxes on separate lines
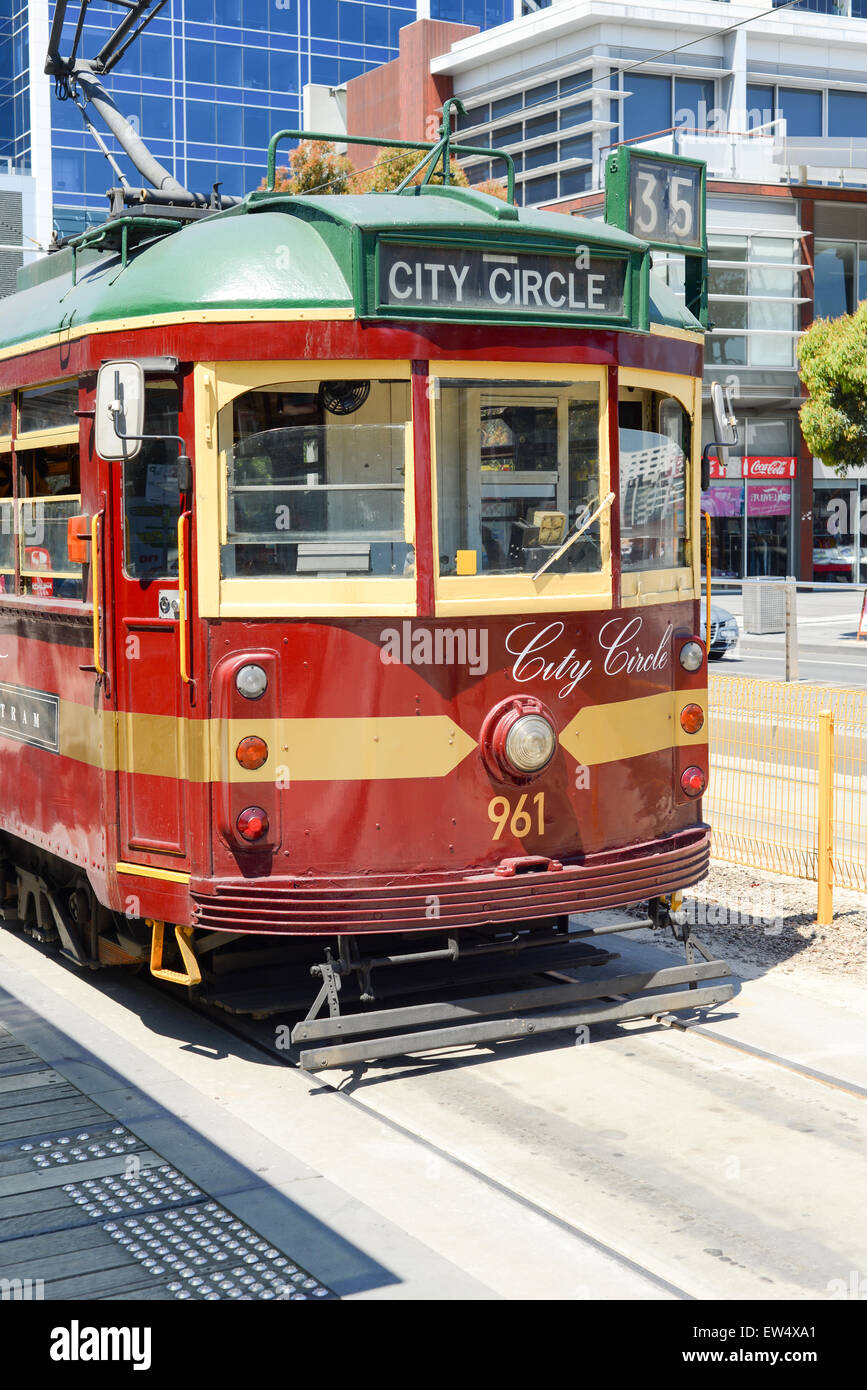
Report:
701,454,797,579
812,467,867,584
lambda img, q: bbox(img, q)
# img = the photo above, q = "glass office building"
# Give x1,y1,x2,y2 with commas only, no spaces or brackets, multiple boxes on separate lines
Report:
5,0,513,240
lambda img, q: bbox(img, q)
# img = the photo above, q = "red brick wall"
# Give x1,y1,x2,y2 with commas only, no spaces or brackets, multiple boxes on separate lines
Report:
345,19,478,169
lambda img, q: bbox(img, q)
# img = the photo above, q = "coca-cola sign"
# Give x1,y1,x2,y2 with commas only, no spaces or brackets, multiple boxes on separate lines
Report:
743,456,797,479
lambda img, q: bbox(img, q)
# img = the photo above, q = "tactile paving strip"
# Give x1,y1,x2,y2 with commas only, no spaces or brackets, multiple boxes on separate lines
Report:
0,1023,336,1300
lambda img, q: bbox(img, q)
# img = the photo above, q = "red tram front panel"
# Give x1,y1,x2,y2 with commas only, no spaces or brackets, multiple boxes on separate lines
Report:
189,602,708,935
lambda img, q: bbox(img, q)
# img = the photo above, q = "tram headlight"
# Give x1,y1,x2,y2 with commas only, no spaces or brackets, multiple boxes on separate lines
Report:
237,806,270,841
235,664,268,700
504,714,556,775
681,766,706,798
678,641,704,672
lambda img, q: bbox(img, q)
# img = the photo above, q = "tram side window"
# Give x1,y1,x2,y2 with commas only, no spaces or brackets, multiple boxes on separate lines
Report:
0,400,11,594
18,382,79,433
17,443,84,599
12,380,84,601
619,394,689,572
436,380,602,577
220,379,412,579
123,382,182,579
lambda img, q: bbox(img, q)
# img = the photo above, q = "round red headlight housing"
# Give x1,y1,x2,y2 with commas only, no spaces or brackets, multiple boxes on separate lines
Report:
480,696,557,783
681,765,706,798
236,806,270,841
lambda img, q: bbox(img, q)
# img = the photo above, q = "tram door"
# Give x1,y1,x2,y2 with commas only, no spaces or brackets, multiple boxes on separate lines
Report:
109,380,190,866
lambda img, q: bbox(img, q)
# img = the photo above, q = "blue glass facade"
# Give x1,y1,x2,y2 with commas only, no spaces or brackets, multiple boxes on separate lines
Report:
47,0,425,235
0,2,29,167
431,0,511,25
5,1,510,237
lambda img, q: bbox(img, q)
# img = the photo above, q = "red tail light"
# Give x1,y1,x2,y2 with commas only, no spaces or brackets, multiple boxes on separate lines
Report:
237,806,269,841
681,766,706,797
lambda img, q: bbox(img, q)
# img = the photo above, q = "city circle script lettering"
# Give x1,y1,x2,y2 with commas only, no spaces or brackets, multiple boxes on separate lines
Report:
379,243,626,318
506,617,671,698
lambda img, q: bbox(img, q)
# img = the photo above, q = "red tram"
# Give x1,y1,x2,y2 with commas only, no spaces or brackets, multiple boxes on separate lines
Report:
0,111,735,1065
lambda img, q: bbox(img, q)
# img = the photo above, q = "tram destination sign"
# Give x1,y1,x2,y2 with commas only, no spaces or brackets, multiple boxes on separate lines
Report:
376,242,629,322
605,147,706,256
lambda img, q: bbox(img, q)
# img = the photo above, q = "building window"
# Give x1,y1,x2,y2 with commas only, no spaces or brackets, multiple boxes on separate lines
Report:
526,81,557,107
560,133,592,164
827,89,867,137
524,173,558,204
492,91,523,121
707,234,799,369
776,87,823,138
560,101,593,130
525,142,557,172
526,111,557,139
814,241,856,318
674,77,715,134
559,168,591,197
560,70,593,100
623,73,671,143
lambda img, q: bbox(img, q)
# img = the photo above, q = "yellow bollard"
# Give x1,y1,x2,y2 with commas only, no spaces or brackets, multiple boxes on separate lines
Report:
817,708,834,925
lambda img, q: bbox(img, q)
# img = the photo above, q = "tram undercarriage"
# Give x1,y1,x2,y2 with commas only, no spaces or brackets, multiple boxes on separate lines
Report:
0,836,733,1071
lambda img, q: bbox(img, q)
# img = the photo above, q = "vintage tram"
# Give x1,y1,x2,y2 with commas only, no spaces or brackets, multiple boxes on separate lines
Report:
0,113,734,1066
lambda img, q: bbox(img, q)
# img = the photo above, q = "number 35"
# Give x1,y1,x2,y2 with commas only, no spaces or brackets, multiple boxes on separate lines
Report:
488,793,545,841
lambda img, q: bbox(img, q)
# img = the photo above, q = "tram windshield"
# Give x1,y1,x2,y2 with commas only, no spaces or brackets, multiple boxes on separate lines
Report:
222,379,411,579
435,381,602,577
618,393,689,572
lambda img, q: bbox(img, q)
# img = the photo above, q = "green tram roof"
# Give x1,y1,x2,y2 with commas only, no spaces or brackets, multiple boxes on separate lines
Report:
3,186,703,358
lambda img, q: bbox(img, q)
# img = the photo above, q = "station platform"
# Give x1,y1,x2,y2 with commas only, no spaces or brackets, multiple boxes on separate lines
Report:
0,1013,336,1301
0,928,496,1302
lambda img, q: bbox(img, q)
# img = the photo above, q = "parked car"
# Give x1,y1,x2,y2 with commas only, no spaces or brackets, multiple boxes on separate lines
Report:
699,599,739,660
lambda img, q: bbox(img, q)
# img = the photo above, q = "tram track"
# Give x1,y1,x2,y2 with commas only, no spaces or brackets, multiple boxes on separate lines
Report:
4,925,866,1300
174,985,695,1300
166,946,867,1302
545,968,867,1104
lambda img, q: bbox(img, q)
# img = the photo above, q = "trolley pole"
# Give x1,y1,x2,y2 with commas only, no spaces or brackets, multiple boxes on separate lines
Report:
817,708,834,926
784,576,799,683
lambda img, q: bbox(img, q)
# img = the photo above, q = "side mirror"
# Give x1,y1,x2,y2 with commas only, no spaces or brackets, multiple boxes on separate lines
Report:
710,381,738,451
703,381,740,493
95,360,145,461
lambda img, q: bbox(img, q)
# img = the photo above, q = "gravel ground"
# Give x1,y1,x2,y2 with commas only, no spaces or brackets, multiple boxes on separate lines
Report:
637,859,867,983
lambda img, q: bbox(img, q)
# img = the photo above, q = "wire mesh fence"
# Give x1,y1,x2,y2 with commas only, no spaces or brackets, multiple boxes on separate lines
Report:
706,676,867,893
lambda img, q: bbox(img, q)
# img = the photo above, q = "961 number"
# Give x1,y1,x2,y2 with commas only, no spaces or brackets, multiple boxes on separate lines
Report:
488,793,545,841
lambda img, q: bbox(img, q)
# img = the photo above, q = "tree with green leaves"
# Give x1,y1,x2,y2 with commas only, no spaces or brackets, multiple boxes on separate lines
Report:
472,177,509,201
363,146,469,193
799,300,867,476
267,139,357,195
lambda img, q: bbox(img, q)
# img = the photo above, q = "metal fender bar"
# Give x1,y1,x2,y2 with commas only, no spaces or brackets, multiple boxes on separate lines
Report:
149,920,201,986
291,919,735,1071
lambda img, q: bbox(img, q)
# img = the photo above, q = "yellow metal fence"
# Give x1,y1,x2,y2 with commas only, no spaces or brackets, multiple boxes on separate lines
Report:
706,676,867,898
